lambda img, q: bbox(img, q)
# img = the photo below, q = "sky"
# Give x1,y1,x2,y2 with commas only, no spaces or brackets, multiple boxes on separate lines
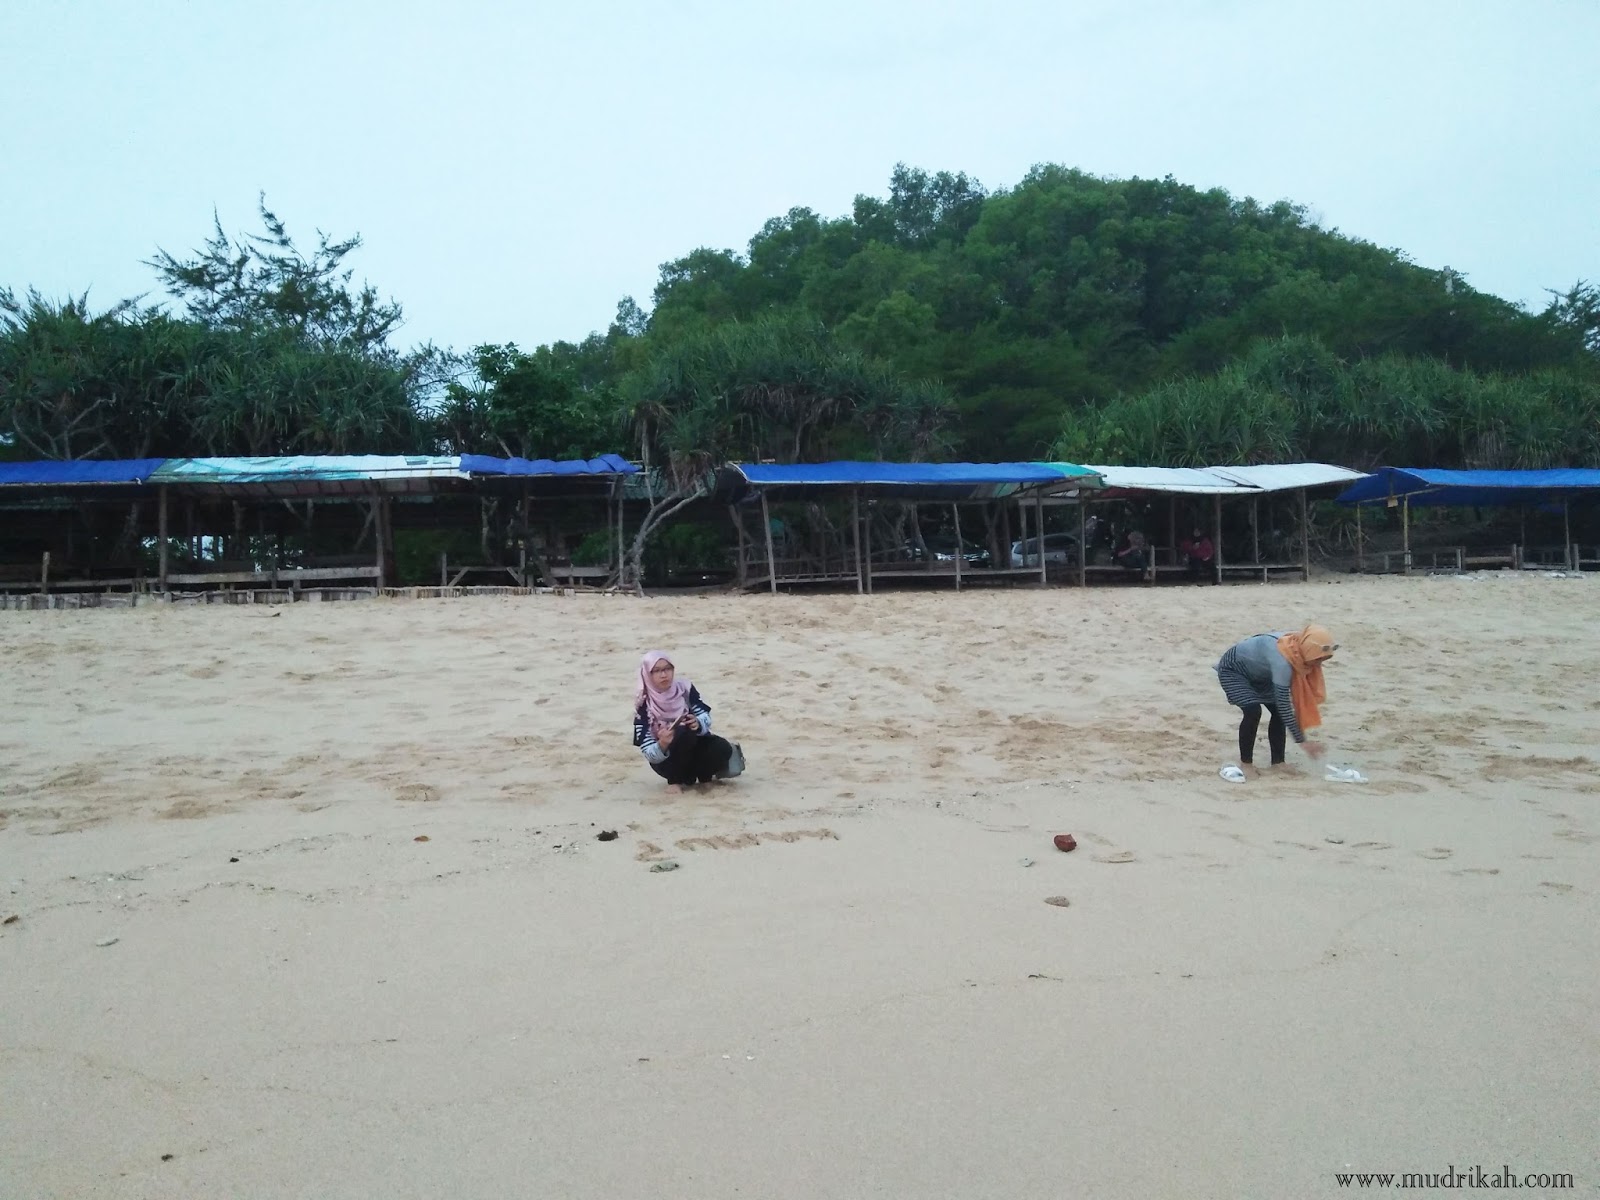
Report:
3,0,1597,356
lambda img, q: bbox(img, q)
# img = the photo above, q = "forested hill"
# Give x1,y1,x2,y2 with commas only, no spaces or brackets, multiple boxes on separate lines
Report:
641,164,1598,466
4,165,1597,473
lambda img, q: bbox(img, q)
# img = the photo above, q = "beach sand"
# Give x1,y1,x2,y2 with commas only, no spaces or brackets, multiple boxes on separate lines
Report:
2,574,1597,1199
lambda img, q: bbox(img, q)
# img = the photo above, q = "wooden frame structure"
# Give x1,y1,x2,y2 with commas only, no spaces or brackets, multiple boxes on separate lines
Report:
1336,468,1600,575
0,454,637,600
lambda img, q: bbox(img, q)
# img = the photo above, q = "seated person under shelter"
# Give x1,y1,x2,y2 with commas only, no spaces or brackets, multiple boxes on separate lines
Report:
1179,527,1215,581
1113,530,1149,572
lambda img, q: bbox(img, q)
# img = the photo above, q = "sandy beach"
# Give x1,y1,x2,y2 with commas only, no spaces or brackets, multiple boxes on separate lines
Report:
2,574,1597,1199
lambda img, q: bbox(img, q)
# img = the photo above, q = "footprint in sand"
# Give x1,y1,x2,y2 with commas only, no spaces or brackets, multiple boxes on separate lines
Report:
1417,847,1454,861
1451,867,1499,876
1092,851,1136,864
1539,882,1575,894
1350,841,1393,851
394,784,440,803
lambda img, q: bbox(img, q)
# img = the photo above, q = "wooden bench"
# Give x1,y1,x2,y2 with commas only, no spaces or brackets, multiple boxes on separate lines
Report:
444,563,526,587
165,565,382,588
544,564,609,585
1219,562,1305,582
1518,544,1576,570
0,561,146,592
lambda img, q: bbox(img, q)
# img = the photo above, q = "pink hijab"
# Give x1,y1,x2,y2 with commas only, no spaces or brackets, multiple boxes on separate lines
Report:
637,651,691,737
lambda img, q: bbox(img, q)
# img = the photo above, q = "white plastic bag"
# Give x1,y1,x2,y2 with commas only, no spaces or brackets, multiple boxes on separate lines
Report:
1323,763,1367,784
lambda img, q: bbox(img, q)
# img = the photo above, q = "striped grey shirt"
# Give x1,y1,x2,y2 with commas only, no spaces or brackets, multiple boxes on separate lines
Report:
1215,633,1305,743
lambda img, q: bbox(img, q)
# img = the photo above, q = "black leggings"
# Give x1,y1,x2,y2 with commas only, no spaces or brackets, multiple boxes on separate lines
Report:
650,730,734,786
1238,703,1287,765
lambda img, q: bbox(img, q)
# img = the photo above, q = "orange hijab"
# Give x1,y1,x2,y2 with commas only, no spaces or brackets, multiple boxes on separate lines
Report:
1276,624,1337,731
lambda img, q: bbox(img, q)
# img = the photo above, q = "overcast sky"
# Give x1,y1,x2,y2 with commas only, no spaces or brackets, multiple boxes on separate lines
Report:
3,0,1596,355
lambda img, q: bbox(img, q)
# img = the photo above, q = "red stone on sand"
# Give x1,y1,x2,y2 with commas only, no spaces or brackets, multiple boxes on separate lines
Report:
1053,834,1077,853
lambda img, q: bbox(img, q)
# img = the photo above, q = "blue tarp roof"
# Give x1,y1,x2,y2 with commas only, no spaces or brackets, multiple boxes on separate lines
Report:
460,454,638,477
1337,467,1600,507
732,461,1097,487
0,455,638,496
0,458,166,486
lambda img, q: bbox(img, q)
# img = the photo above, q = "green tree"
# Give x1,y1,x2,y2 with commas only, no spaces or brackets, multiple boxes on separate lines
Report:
617,315,950,589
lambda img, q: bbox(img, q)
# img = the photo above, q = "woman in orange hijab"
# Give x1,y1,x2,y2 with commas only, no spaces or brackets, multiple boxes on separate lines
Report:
1214,625,1337,778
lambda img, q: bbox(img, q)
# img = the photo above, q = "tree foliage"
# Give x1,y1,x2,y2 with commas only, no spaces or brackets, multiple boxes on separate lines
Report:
5,166,1596,487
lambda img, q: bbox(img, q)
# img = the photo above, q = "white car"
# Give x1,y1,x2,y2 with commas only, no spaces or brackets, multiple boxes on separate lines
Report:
1011,532,1080,567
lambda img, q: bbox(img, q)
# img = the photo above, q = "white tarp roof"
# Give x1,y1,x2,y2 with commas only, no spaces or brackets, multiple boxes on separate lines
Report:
1086,465,1257,495
1206,463,1367,493
1077,463,1366,496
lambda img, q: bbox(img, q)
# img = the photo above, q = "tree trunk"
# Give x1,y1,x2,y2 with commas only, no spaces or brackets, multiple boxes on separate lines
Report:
626,491,702,595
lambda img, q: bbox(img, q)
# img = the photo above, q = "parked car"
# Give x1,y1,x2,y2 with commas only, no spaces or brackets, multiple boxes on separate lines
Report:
1010,532,1081,567
900,535,992,568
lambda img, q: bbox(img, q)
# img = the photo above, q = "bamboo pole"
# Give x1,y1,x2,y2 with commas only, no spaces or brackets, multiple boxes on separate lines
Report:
1213,494,1223,584
1356,503,1365,573
1299,488,1310,582
1564,499,1572,569
852,490,864,595
40,550,50,596
761,491,777,594
1251,497,1260,564
951,503,963,591
158,485,170,593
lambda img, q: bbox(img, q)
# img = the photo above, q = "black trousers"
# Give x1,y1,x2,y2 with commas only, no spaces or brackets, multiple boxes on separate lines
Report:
1186,555,1214,581
650,730,734,785
1238,703,1287,765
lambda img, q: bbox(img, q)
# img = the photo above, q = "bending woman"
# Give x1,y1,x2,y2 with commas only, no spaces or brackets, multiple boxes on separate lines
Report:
1214,625,1337,778
633,651,737,793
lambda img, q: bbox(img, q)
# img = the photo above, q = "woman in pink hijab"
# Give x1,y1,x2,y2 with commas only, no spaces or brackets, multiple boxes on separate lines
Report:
633,651,743,793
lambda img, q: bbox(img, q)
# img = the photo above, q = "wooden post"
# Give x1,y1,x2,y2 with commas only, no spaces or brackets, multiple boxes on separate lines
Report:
760,491,777,595
864,502,874,594
951,503,963,591
1402,495,1411,574
1299,487,1310,582
1519,508,1526,568
731,505,748,589
1251,497,1260,564
617,484,627,589
1077,500,1087,588
1563,499,1572,569
1036,493,1047,585
373,495,387,590
40,551,50,595
439,552,447,588
158,485,170,592
1213,494,1223,584
852,490,864,595
1355,503,1365,573
1167,496,1176,558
